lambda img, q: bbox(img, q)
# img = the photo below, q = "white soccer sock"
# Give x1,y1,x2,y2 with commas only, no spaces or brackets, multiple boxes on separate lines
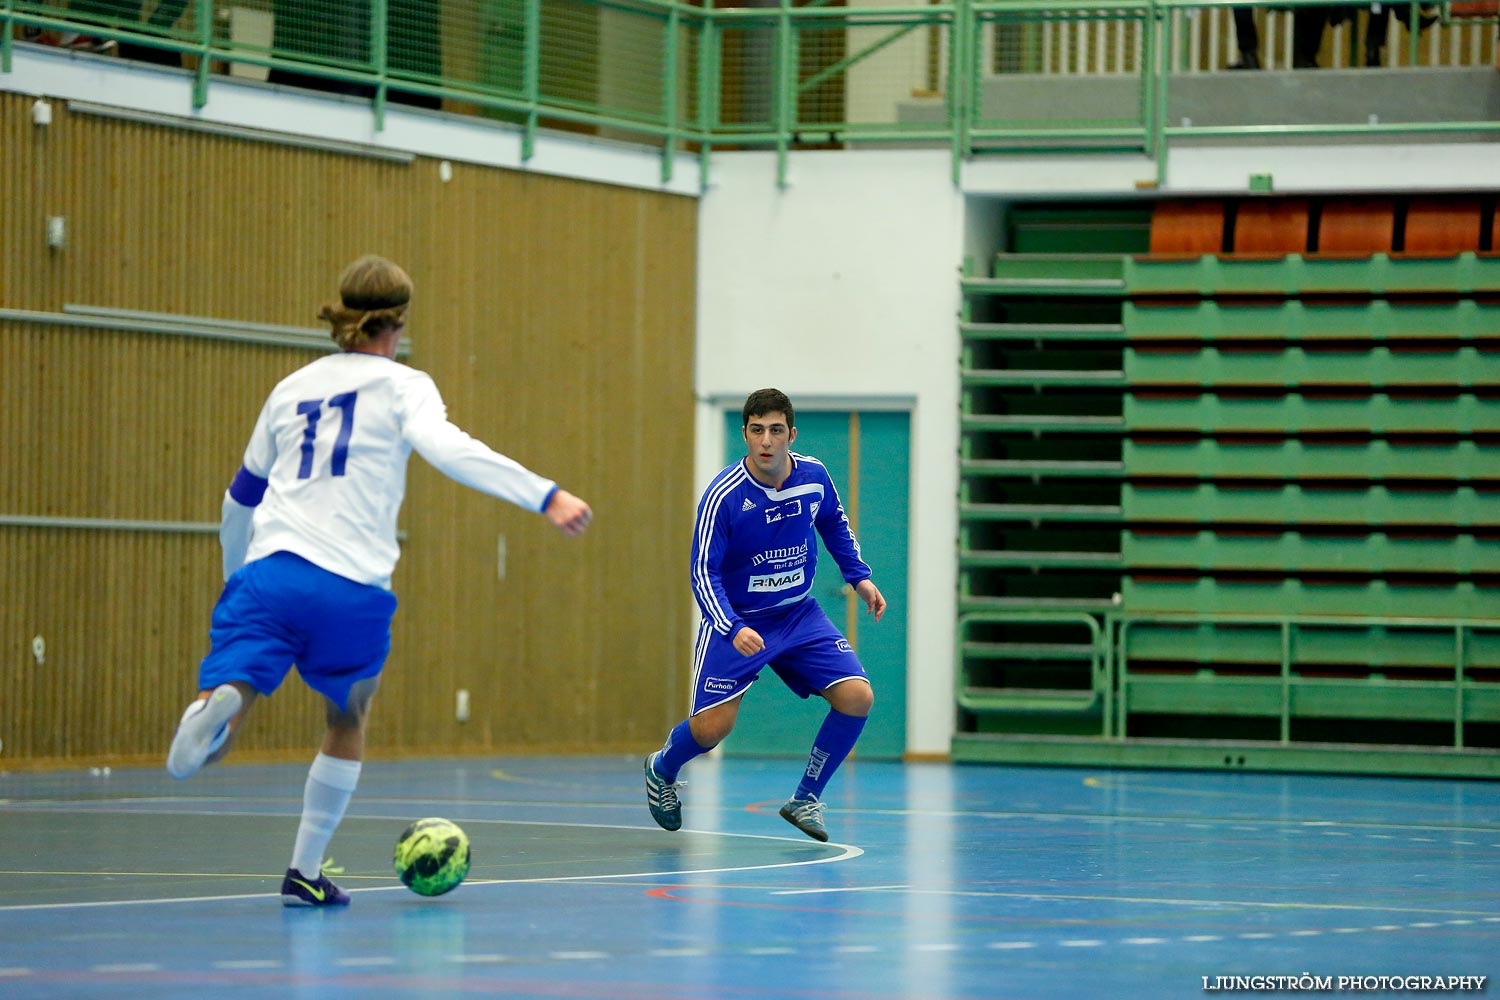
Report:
290,753,362,877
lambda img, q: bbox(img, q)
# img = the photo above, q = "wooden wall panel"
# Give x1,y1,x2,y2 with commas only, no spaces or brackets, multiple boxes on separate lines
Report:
0,528,331,759
0,322,310,519
0,91,697,765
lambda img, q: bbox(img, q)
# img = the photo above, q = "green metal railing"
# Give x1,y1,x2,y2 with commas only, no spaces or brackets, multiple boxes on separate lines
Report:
956,610,1111,734
4,1,1497,186
955,608,1500,751
1114,613,1500,751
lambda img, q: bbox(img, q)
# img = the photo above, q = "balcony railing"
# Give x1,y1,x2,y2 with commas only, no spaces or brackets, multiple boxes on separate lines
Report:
4,1,1497,185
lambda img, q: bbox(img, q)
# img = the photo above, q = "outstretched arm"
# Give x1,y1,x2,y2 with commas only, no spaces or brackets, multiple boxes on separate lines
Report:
401,373,583,524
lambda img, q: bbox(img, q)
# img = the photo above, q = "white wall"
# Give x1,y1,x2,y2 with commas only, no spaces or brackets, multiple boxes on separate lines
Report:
961,144,1500,196
696,149,965,757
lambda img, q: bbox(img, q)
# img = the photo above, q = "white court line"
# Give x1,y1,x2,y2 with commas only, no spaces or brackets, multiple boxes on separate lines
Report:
0,809,863,912
772,884,910,896
773,886,1498,920
213,960,283,970
11,795,1499,838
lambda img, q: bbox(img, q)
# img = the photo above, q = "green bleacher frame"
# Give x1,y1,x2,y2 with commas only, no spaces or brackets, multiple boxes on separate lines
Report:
956,248,1500,778
1125,253,1500,297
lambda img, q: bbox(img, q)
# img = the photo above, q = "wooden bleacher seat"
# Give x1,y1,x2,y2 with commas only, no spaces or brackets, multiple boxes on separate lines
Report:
1403,197,1483,255
1148,200,1225,255
1232,199,1310,255
1317,198,1395,255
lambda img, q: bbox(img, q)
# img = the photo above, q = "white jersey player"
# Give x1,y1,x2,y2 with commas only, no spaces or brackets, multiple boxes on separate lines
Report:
165,255,592,907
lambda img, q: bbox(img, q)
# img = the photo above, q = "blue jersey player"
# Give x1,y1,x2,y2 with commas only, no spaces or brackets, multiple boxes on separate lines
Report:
165,255,592,906
644,388,887,842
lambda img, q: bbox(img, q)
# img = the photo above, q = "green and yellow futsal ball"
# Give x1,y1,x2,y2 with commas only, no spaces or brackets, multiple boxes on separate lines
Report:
393,817,471,896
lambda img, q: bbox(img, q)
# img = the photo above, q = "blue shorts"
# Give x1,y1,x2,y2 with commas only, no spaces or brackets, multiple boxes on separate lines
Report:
690,597,868,715
198,552,398,711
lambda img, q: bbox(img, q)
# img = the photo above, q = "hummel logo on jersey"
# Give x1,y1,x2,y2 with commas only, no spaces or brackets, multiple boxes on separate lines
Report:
741,498,756,511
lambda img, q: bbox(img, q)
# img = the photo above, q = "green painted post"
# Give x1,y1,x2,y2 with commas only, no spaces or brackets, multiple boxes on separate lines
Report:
662,5,679,185
3,0,15,75
775,0,793,188
1153,1,1169,187
191,0,211,109
959,2,975,185
699,14,717,191
1407,0,1421,66
372,0,388,132
1139,7,1155,158
520,0,541,162
1102,612,1115,739
1454,624,1466,749
1280,620,1292,744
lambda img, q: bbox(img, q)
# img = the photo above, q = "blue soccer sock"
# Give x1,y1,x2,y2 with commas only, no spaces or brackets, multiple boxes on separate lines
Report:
652,719,712,782
794,708,867,801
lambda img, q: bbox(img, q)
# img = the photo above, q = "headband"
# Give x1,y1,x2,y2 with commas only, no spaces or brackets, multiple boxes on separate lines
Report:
342,291,410,310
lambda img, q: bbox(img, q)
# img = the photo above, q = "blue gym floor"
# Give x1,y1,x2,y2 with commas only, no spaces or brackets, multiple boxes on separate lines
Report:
0,755,1495,999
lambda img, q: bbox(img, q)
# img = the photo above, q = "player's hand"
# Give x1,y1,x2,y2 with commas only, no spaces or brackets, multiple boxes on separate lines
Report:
545,489,592,537
732,626,765,657
855,579,886,623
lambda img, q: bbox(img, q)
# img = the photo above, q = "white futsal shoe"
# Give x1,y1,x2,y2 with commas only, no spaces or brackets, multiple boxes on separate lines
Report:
166,684,242,779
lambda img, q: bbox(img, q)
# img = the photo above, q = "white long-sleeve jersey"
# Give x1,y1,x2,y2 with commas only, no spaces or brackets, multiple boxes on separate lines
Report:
220,352,556,588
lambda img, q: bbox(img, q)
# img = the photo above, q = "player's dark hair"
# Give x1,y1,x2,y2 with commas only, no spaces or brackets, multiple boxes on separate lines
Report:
319,255,412,350
742,388,795,429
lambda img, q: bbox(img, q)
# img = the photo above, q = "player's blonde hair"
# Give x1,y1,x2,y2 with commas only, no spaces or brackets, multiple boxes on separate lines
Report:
318,254,412,350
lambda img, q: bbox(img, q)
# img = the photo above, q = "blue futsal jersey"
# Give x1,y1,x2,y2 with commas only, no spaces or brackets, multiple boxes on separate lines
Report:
691,453,871,638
